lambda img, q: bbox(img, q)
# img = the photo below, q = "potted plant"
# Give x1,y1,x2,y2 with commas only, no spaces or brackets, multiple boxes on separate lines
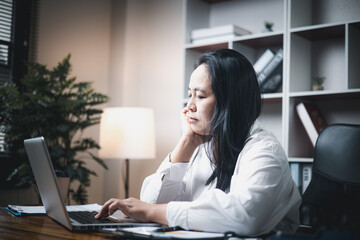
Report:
312,76,325,91
263,21,274,32
0,54,109,204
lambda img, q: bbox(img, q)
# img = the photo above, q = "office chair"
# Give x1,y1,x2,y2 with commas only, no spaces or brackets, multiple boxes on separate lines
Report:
300,123,360,233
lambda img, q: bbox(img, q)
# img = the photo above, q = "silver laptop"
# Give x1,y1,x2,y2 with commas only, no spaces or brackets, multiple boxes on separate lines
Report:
24,136,161,231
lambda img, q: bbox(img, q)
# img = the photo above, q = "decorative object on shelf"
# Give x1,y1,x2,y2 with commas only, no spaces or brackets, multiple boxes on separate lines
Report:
263,21,274,32
99,107,156,198
296,102,328,148
312,76,325,91
0,54,109,204
191,24,251,44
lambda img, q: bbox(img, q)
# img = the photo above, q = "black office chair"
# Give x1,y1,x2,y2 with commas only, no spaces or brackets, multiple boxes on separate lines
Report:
300,123,360,232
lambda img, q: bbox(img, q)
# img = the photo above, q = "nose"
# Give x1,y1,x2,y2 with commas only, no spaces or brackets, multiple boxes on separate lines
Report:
187,98,197,112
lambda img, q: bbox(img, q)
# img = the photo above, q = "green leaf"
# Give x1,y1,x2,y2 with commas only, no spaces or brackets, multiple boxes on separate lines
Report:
0,54,109,204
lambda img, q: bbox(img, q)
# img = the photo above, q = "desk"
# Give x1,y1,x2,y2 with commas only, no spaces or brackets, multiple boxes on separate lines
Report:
0,207,114,239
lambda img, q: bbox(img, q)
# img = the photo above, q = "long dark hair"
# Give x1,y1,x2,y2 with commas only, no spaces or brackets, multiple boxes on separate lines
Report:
195,49,262,191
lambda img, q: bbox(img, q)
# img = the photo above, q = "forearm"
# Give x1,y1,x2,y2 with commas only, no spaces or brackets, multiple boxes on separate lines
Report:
147,203,168,225
170,136,199,163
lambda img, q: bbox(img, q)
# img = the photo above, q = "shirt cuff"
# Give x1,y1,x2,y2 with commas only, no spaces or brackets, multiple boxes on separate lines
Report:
166,201,191,229
157,153,189,181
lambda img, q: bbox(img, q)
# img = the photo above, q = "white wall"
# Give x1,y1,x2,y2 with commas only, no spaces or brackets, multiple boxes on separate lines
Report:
37,0,183,204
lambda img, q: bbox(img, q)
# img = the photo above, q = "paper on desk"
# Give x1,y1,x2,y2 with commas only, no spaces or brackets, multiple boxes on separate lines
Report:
7,205,46,214
114,226,225,239
7,203,102,215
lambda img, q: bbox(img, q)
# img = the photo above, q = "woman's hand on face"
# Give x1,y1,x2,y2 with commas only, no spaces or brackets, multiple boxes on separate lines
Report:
181,107,202,145
95,198,168,225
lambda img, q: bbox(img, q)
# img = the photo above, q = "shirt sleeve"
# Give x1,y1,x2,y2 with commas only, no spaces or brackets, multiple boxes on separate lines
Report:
166,139,300,236
140,153,189,204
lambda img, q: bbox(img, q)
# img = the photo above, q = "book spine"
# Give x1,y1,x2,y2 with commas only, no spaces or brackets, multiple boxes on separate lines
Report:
296,102,327,147
302,164,312,194
253,49,274,75
260,73,282,93
305,103,328,134
257,49,283,84
290,163,301,188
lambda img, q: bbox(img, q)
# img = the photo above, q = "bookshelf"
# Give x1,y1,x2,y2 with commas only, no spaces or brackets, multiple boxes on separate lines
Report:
183,0,360,188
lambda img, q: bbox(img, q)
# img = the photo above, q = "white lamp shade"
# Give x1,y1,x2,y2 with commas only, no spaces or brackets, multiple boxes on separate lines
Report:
99,107,156,159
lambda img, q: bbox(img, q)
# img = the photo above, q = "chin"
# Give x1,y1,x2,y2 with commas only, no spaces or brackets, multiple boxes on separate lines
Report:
191,126,209,136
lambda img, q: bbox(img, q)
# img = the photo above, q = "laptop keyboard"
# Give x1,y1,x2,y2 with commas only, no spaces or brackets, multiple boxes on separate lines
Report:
68,211,113,224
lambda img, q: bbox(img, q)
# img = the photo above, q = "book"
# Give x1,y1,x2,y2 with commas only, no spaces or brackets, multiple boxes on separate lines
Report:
290,163,301,188
302,164,312,194
257,48,283,85
296,102,328,147
260,72,282,93
191,24,251,41
253,49,275,75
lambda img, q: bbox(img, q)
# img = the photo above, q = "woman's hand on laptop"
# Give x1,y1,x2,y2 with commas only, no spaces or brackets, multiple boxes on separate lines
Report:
95,197,168,225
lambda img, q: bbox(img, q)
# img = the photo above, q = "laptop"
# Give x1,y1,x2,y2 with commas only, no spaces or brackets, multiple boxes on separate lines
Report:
24,136,161,231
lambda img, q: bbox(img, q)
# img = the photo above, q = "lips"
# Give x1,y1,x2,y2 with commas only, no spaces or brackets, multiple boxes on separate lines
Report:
188,116,198,123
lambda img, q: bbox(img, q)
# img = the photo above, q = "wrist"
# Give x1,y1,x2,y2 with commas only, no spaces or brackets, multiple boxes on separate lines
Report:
148,203,168,225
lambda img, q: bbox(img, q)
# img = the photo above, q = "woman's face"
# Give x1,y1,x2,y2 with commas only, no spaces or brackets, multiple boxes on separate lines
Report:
187,64,216,135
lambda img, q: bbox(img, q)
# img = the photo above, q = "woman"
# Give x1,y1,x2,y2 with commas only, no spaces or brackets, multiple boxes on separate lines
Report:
96,49,301,236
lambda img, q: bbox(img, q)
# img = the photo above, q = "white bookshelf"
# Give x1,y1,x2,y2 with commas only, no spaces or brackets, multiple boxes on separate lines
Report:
183,0,360,165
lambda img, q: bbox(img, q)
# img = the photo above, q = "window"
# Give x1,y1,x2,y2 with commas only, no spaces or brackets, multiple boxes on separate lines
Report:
0,0,14,86
0,0,37,152
0,0,37,87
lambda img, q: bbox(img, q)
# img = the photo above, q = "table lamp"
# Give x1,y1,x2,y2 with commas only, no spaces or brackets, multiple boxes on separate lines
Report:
99,107,156,198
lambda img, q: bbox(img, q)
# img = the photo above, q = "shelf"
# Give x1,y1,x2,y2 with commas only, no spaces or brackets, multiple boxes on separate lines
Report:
184,0,360,171
262,93,283,103
288,157,313,163
185,31,283,50
233,31,283,48
290,0,360,29
289,89,360,99
185,42,229,52
289,30,346,92
291,23,345,41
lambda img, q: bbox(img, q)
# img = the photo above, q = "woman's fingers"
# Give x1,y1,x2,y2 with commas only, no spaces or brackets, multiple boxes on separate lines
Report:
95,198,120,219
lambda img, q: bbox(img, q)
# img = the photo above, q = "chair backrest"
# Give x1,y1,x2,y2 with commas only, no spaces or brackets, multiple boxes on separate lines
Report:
314,124,360,184
301,124,360,232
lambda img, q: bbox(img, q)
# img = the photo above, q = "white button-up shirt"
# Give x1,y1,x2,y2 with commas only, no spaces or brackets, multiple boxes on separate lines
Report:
140,124,301,236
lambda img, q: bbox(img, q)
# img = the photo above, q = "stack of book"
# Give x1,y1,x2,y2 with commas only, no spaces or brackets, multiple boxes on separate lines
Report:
253,48,283,93
191,24,251,45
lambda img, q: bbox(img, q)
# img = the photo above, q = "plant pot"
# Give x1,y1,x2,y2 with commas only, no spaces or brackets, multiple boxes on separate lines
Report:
57,176,70,202
312,85,324,91
55,170,70,204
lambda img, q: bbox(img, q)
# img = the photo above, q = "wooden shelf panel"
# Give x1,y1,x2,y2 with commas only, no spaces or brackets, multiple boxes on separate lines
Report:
291,24,345,41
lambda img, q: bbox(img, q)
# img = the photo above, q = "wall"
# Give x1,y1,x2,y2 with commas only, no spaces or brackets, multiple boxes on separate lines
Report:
37,0,183,204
